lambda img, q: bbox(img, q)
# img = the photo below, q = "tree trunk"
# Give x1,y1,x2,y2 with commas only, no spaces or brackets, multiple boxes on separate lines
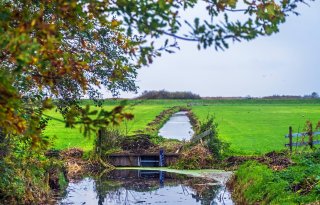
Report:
0,128,8,159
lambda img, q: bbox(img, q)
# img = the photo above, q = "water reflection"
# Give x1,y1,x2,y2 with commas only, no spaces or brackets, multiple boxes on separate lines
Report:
58,169,233,205
158,111,194,140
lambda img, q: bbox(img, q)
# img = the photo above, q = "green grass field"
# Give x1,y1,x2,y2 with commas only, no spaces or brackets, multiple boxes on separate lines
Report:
44,99,320,155
44,103,171,151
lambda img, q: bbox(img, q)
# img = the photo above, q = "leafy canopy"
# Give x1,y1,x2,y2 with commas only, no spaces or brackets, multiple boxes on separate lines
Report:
0,0,309,145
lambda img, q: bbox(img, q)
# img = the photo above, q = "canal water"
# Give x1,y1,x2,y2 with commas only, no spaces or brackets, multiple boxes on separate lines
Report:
158,111,194,141
58,169,233,205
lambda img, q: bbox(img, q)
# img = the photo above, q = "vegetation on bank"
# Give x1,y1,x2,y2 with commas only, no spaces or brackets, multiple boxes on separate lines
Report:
172,115,229,169
0,135,67,204
229,150,320,204
94,106,197,158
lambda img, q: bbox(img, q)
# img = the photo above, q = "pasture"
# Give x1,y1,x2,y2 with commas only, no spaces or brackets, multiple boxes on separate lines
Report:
44,99,320,155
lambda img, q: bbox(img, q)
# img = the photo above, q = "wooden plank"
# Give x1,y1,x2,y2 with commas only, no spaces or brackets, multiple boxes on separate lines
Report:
140,160,159,163
191,129,211,142
285,131,320,138
285,140,320,147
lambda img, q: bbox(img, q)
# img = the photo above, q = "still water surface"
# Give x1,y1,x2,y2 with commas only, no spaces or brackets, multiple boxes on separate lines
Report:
158,111,194,140
58,169,233,205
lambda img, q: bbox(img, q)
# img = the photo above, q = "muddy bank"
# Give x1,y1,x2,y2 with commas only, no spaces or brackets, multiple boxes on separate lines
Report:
47,148,111,182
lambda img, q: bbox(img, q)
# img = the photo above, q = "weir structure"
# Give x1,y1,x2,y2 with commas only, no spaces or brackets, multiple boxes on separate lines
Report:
107,150,179,167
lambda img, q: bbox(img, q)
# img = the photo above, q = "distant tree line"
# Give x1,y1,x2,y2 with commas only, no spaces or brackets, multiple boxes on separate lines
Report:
136,91,319,100
137,90,201,99
262,92,319,99
204,92,319,100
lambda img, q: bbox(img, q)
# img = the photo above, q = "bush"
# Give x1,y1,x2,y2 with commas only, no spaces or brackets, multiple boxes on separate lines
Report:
197,115,229,160
0,134,66,204
137,90,201,99
95,129,124,158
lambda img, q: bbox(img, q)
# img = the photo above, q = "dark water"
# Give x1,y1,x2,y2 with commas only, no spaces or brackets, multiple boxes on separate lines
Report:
158,111,194,140
58,169,233,205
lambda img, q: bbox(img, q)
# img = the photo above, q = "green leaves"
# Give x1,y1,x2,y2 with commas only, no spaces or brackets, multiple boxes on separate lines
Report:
0,0,310,149
60,102,134,137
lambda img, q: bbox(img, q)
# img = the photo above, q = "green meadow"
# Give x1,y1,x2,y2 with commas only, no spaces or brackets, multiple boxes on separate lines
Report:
44,99,320,155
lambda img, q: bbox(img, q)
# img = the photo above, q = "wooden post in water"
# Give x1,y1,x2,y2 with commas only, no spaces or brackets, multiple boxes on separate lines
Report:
289,126,293,152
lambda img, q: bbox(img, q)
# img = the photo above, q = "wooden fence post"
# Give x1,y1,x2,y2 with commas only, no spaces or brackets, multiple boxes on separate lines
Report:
309,123,313,149
289,126,293,152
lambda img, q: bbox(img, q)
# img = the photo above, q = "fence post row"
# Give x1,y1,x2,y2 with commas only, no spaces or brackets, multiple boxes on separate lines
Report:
285,126,320,150
309,123,313,149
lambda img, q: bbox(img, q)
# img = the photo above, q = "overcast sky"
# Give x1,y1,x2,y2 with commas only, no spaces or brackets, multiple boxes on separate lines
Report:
110,2,320,98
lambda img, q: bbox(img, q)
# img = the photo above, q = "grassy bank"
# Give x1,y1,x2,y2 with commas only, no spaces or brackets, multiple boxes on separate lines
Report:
44,99,320,154
229,150,320,204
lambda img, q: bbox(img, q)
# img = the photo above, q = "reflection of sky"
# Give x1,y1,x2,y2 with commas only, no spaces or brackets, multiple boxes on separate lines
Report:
158,111,194,140
106,2,320,98
58,176,234,205
59,178,98,205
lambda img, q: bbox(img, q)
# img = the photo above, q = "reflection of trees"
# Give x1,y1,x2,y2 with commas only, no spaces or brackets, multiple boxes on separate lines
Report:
92,170,223,205
190,185,221,205
184,177,222,205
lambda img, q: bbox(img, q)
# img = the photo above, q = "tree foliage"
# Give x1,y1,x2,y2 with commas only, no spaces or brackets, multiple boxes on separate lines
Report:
137,90,201,99
0,0,310,144
0,0,313,202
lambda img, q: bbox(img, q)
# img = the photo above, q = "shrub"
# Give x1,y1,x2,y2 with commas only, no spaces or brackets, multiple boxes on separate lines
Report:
95,129,124,158
0,134,66,204
198,115,229,160
137,90,201,99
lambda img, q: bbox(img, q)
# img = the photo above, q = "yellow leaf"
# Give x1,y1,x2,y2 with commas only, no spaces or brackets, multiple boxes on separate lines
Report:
227,0,237,8
111,19,120,28
31,19,36,27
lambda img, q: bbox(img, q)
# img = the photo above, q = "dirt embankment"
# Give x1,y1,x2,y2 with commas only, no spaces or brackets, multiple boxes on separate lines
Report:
224,150,293,171
47,148,107,182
